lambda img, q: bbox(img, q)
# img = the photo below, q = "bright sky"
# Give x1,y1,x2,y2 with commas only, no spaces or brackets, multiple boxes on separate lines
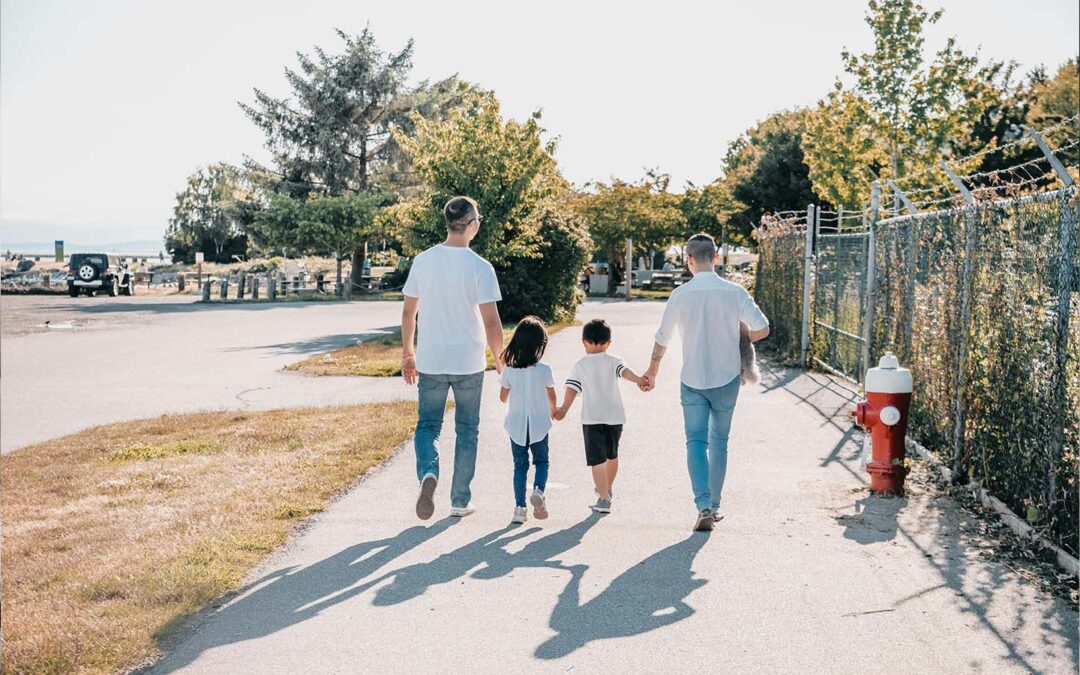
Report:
1,0,1077,244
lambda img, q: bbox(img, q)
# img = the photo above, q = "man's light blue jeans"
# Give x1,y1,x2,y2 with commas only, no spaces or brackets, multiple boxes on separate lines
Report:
680,376,740,512
415,371,484,508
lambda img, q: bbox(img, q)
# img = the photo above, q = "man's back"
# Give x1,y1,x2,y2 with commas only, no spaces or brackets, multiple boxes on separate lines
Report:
655,271,768,390
402,244,501,375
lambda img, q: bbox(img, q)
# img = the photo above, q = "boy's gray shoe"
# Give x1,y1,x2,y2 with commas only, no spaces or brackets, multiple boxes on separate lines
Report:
712,510,724,523
694,509,714,532
591,498,612,514
416,474,437,520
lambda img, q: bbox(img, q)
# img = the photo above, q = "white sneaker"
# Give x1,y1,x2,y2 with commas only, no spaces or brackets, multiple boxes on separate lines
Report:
530,489,548,520
511,506,528,524
416,474,437,520
450,502,476,518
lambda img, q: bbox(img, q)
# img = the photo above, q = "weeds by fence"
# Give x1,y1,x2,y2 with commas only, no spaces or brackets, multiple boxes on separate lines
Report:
753,118,1080,556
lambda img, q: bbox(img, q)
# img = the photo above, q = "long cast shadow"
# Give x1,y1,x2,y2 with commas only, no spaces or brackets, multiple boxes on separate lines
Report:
152,519,456,674
535,532,710,659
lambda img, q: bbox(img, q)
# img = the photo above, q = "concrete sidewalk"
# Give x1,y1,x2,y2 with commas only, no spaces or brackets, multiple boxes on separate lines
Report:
150,301,1078,674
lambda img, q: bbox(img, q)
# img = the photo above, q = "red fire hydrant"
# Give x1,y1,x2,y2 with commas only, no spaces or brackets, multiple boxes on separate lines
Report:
850,352,913,494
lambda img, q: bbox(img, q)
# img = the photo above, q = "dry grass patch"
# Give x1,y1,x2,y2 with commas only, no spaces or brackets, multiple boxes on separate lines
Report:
0,401,416,675
284,322,576,377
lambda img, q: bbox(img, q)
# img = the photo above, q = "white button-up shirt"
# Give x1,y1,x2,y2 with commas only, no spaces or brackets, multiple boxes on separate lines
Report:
654,271,769,390
499,362,556,446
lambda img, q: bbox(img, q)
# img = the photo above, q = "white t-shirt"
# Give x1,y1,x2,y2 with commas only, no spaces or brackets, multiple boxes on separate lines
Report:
499,363,556,446
403,244,502,375
565,352,628,425
654,271,769,390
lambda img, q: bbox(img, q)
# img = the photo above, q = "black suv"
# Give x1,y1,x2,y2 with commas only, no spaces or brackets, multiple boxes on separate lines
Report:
67,253,135,297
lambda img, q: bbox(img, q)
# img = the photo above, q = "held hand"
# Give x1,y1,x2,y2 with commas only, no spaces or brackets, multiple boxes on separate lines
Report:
553,406,566,422
638,374,652,392
402,354,418,385
642,367,658,392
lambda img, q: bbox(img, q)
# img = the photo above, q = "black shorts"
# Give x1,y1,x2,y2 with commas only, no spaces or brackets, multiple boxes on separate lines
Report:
583,424,623,466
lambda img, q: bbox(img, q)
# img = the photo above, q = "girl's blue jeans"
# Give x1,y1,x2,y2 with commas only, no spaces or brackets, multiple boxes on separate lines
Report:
511,431,549,507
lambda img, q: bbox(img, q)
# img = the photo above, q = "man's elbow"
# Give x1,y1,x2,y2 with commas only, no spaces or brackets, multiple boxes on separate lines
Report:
749,326,770,342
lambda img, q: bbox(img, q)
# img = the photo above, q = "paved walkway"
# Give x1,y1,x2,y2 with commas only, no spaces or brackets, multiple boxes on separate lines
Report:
148,300,1077,674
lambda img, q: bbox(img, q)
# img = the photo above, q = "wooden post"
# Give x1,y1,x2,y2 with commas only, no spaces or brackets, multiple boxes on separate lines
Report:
237,274,246,300
178,273,185,292
251,276,260,300
267,275,277,301
220,277,229,300
800,204,815,368
624,237,633,300
202,280,211,302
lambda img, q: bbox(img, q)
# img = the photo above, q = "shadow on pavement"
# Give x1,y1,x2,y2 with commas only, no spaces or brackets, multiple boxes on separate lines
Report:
221,326,400,356
761,359,1078,672
151,518,457,674
534,532,710,659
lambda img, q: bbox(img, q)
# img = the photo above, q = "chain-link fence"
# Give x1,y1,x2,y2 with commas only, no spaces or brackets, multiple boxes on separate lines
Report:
811,215,870,382
752,113,1080,556
873,187,1078,554
752,213,806,363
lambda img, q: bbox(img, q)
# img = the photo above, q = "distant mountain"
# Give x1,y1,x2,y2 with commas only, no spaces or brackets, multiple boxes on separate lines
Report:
0,219,162,255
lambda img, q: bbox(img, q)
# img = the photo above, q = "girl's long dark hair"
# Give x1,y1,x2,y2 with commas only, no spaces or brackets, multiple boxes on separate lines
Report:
501,316,548,369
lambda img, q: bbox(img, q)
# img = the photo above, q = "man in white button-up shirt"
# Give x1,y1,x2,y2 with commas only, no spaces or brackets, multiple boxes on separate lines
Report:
643,233,770,531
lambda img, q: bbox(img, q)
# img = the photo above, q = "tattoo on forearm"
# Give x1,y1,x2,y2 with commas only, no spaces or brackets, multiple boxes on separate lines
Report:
650,344,665,363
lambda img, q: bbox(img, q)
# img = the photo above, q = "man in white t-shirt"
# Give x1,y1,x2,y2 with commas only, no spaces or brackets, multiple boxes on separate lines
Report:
401,196,504,520
643,233,770,532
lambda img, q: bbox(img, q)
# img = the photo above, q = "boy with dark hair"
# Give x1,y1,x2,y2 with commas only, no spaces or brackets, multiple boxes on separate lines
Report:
554,319,647,513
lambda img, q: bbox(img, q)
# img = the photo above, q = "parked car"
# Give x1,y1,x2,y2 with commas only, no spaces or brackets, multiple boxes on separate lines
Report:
67,253,135,297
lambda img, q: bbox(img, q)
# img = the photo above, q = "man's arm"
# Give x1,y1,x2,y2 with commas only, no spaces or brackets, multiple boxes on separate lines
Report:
401,295,419,385
478,302,504,373
643,342,667,391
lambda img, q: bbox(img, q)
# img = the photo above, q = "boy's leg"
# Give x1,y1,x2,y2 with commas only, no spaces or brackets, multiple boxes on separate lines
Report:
680,382,713,512
590,464,611,499
448,372,484,508
511,440,529,508
415,373,450,481
706,377,740,511
605,425,622,491
531,435,550,492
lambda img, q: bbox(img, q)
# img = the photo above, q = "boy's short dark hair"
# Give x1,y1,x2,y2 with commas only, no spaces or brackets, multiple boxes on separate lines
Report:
582,318,612,344
444,196,479,233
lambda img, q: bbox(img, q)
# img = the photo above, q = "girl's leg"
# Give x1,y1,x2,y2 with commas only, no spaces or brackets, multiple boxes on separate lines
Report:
590,464,611,499
511,441,529,507
531,435,550,492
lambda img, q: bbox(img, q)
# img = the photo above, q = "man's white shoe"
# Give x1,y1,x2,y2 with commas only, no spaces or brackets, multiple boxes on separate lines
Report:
416,474,437,520
511,506,528,524
450,503,476,518
530,489,549,519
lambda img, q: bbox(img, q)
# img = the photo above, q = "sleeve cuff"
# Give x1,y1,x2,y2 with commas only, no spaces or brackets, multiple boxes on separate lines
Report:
565,379,582,392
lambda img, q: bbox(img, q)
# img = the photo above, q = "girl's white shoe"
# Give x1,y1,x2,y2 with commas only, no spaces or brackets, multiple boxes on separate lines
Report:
511,506,528,524
530,488,549,519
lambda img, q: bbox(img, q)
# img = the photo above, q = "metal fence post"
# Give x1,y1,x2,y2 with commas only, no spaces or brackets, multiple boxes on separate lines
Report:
943,161,977,476
800,204,815,368
861,184,880,383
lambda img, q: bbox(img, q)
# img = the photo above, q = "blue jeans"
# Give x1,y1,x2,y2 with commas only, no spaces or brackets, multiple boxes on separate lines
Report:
511,430,549,507
415,371,484,508
681,376,740,512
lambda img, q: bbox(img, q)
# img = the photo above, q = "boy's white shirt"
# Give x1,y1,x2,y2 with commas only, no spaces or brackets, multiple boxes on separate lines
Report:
565,352,628,425
654,270,769,390
402,244,502,375
500,362,556,446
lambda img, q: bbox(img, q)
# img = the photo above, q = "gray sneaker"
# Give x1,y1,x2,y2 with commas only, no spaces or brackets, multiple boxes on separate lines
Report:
591,498,612,514
530,488,549,520
694,509,715,532
416,474,437,520
712,510,724,523
594,486,614,500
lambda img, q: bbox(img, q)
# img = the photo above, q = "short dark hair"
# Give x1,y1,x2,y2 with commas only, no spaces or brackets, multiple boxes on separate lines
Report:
686,233,717,264
501,316,548,368
582,318,612,345
444,196,479,233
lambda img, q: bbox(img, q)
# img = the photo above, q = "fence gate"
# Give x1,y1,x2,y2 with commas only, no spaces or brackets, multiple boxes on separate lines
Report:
808,207,873,383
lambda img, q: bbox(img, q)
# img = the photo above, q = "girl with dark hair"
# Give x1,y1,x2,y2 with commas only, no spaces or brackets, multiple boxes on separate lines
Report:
499,316,558,524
